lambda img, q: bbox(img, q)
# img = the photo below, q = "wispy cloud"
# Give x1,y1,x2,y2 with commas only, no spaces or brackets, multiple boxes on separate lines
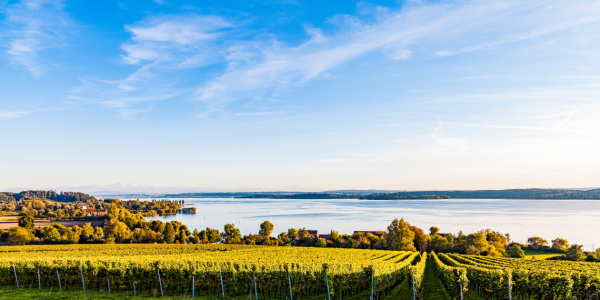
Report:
234,111,282,116
69,14,231,117
68,77,188,119
197,0,600,103
429,122,468,152
73,0,600,118
0,110,35,118
3,0,71,76
121,14,230,67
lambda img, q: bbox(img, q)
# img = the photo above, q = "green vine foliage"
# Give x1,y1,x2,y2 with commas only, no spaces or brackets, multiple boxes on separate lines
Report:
0,244,418,298
436,252,600,299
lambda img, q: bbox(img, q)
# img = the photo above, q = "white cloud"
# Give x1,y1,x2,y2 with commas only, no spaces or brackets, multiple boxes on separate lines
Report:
197,0,600,103
234,111,282,116
429,122,468,152
121,14,231,66
0,110,34,118
70,14,231,117
74,0,600,118
3,0,70,76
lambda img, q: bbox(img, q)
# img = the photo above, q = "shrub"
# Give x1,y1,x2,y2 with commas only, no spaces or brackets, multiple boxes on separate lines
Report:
315,238,327,247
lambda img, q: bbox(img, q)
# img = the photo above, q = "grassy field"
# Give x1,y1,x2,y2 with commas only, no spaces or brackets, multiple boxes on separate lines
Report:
419,257,484,300
0,286,211,299
419,258,451,300
523,250,564,260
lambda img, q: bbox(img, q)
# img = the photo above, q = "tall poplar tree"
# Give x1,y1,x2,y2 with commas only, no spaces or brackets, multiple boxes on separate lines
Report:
386,218,416,251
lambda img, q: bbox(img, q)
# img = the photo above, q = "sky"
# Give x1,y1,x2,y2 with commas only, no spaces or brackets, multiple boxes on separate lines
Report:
1,0,599,194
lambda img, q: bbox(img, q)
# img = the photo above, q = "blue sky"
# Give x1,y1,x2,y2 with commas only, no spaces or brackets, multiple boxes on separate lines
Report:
1,0,599,193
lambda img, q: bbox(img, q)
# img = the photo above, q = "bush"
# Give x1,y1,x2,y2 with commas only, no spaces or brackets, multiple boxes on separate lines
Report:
507,245,525,258
586,254,597,262
8,227,33,245
566,244,585,261
466,245,480,255
315,238,327,247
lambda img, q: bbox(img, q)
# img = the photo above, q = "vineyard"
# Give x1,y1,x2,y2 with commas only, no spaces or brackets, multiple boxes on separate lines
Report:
0,244,426,299
1,244,599,299
433,252,600,299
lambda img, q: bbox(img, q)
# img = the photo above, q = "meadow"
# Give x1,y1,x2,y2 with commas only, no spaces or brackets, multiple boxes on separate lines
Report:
523,249,565,260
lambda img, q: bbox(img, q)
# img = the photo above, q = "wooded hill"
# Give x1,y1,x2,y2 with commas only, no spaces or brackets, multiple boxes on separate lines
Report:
0,190,95,203
240,188,600,200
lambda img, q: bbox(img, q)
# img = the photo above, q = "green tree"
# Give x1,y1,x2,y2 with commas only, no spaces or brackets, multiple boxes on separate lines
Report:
43,227,61,243
566,244,585,261
527,236,548,249
386,218,416,251
163,223,176,243
8,227,32,245
104,219,132,243
93,227,104,240
470,232,490,252
329,230,340,243
80,223,95,242
199,230,209,244
149,220,166,233
410,226,428,252
192,229,200,244
108,205,121,220
177,228,190,244
224,223,242,243
551,237,569,252
18,213,34,229
278,232,291,245
429,226,440,236
429,234,449,253
507,245,526,258
586,254,597,262
298,228,312,240
466,245,481,255
263,237,276,246
259,221,274,237
65,226,82,244
450,231,468,253
287,228,299,240
315,238,327,247
207,228,222,243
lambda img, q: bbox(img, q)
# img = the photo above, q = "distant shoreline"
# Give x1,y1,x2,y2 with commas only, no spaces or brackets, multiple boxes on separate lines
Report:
102,188,600,201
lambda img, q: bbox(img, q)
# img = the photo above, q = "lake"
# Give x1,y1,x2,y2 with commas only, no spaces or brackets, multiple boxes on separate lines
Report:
140,198,600,251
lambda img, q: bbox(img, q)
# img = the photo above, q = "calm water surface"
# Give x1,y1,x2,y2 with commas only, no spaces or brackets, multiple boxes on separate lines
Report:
139,198,600,251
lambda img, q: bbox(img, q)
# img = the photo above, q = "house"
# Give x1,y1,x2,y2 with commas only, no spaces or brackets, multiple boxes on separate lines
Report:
83,209,97,216
318,234,329,240
180,207,196,213
81,204,88,209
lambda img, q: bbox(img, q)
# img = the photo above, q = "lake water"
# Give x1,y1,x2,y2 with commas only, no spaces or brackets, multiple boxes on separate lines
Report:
140,198,600,251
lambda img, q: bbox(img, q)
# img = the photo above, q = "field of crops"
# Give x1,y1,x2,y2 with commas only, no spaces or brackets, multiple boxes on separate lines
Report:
433,252,600,299
0,244,427,299
2,244,599,300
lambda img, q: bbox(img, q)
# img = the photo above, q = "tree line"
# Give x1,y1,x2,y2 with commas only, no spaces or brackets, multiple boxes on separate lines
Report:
0,193,183,218
1,202,595,262
240,188,600,200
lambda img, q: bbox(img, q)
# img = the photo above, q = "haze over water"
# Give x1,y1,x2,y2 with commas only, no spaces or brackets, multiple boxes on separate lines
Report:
141,198,600,251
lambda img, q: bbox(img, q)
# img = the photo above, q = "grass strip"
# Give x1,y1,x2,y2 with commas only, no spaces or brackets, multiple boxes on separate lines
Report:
420,256,451,300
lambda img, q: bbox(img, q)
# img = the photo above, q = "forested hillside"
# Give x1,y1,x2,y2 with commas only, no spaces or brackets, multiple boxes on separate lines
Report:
241,188,600,200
